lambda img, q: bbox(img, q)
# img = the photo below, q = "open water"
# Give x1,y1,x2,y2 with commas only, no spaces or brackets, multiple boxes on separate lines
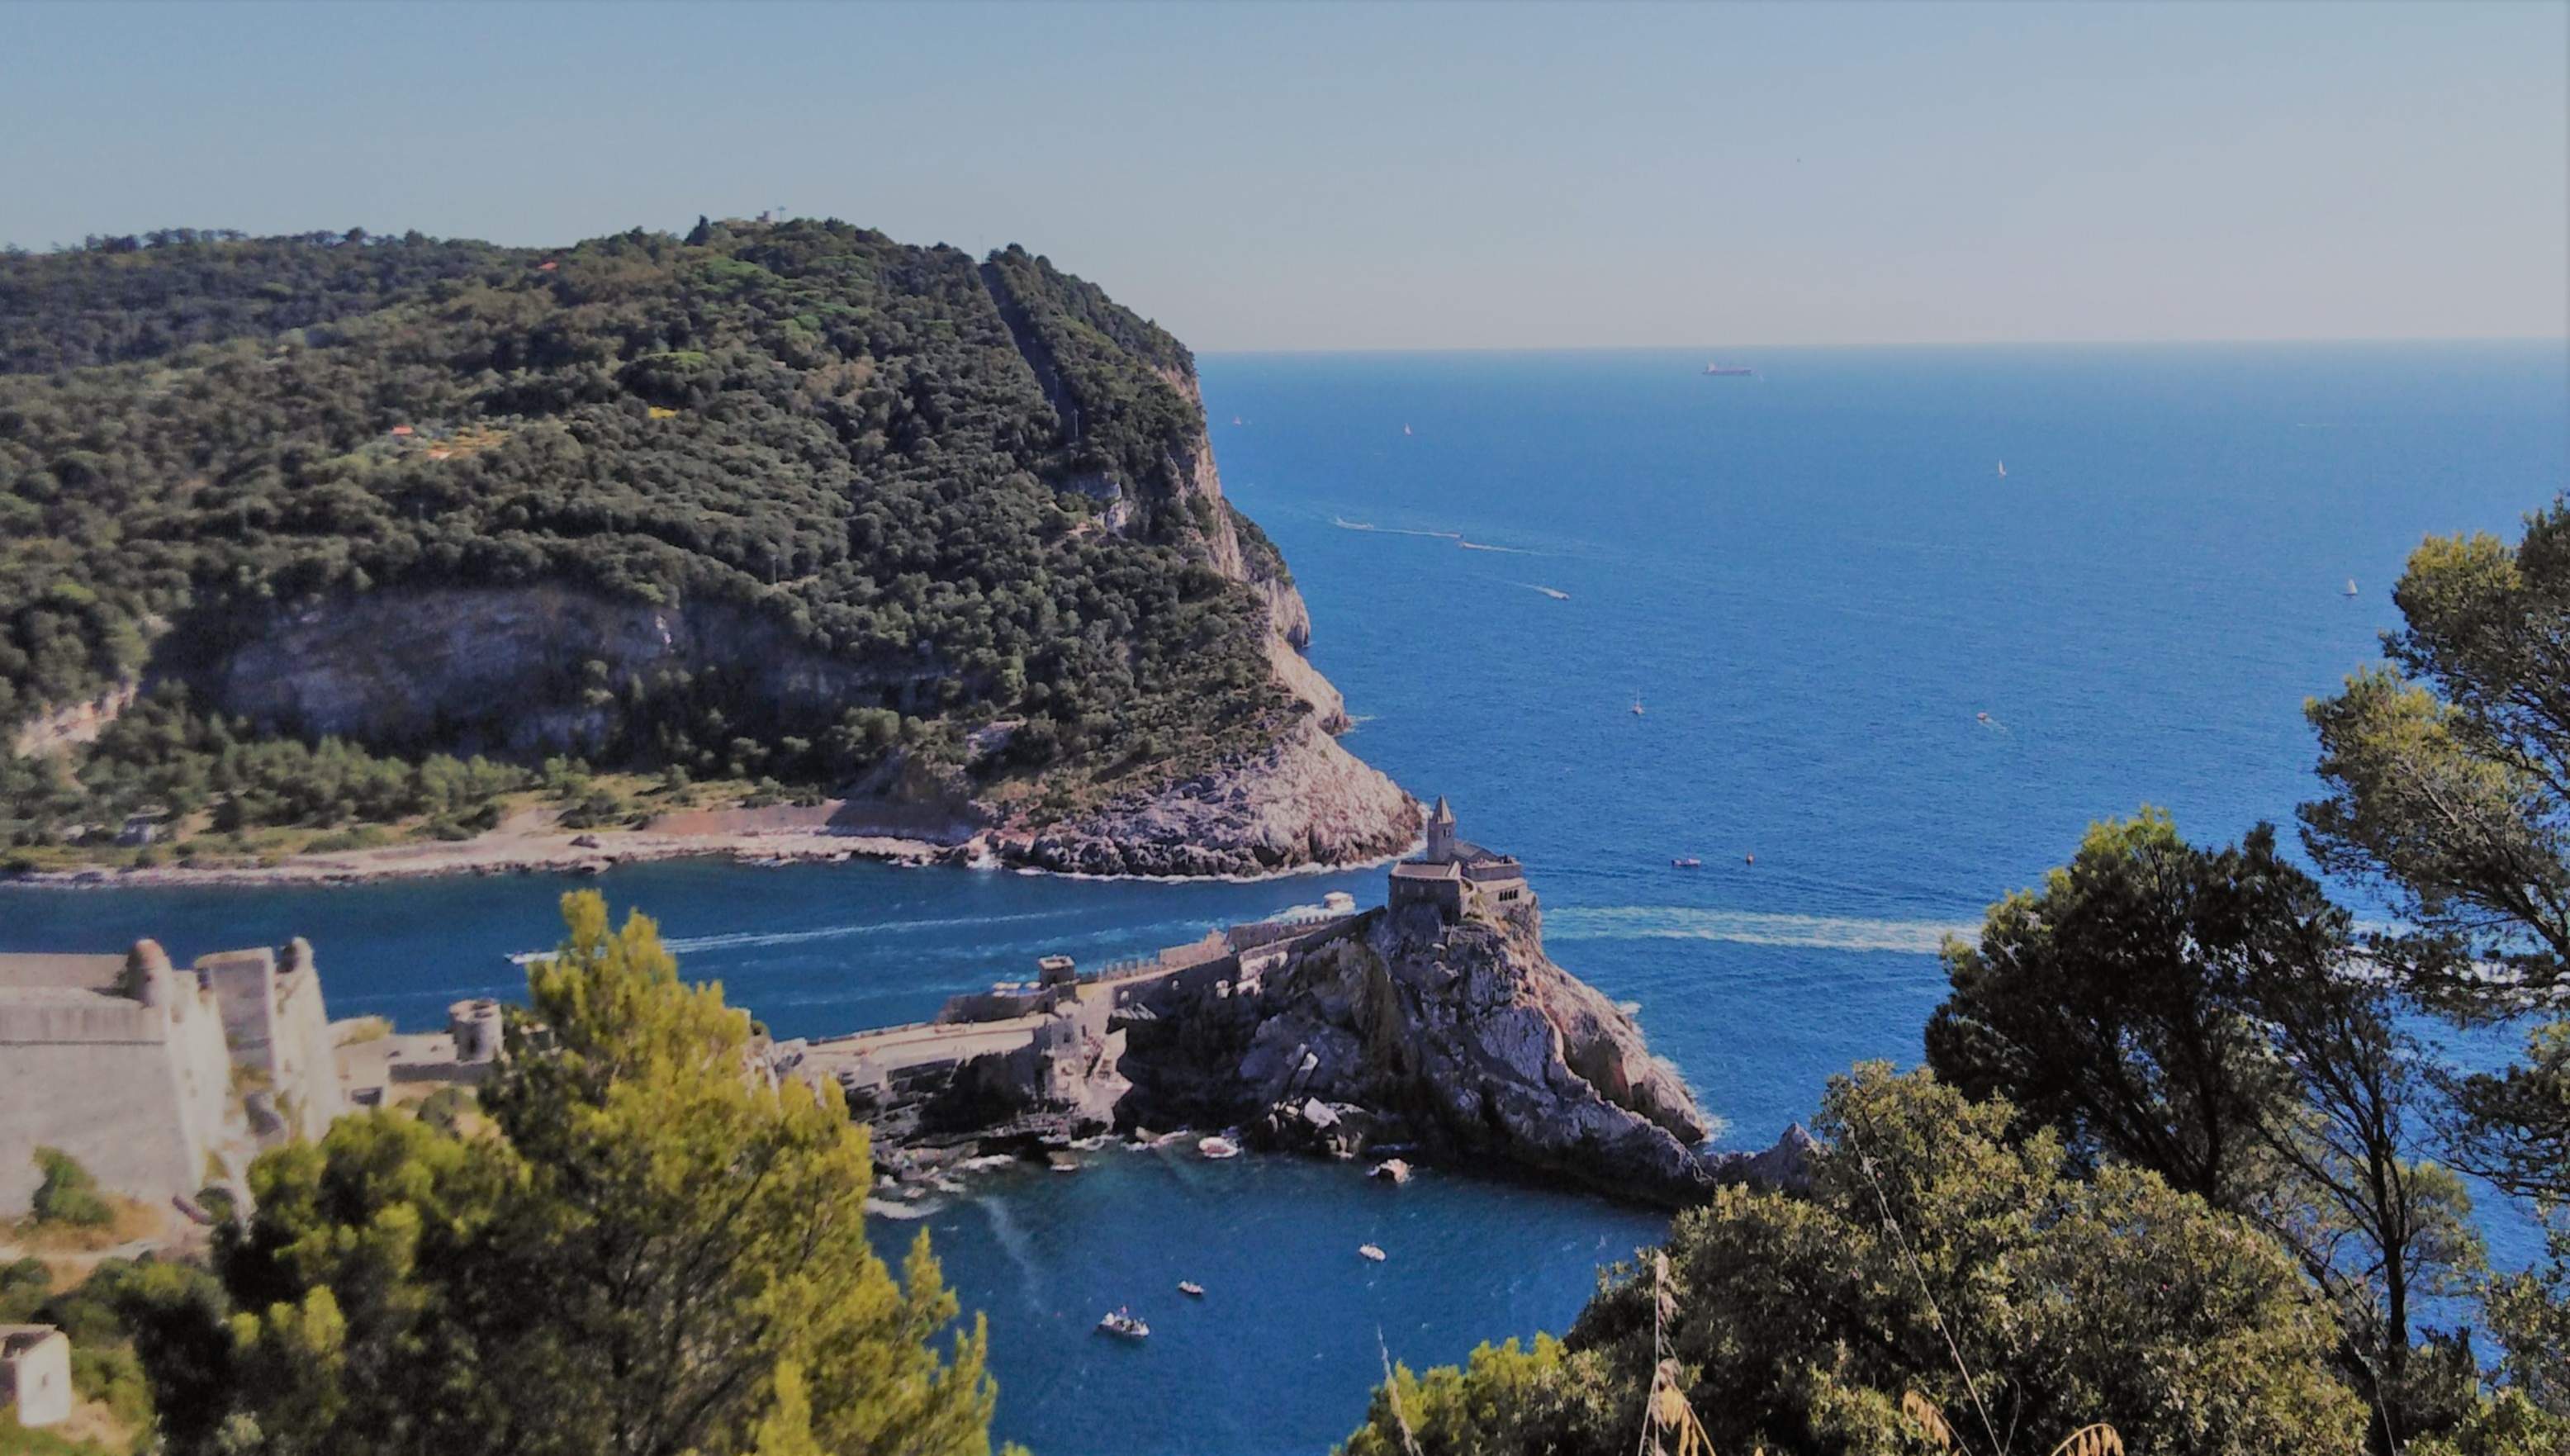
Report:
4,343,2565,1454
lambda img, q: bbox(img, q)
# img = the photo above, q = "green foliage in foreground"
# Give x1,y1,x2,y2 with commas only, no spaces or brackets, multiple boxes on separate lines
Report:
31,1146,114,1227
120,890,1004,1456
2298,499,2570,1423
1,221,1298,848
1342,1066,2366,1456
1927,810,2487,1447
0,1254,207,1454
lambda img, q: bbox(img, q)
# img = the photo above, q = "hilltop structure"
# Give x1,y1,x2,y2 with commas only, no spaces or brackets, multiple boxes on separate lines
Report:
1,1325,72,1430
0,939,345,1217
791,800,1797,1205
1388,795,1529,920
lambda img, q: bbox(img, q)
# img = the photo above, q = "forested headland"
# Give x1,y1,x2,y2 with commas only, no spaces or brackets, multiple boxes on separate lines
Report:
0,221,1311,866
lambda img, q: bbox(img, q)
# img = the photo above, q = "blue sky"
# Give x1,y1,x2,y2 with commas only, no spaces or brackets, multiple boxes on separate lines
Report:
3,1,2562,349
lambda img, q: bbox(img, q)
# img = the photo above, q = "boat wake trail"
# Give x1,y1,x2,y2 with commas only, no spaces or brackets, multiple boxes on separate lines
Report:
1458,540,1533,553
1333,516,1464,541
507,908,1085,964
1510,581,1572,600
1543,905,1979,955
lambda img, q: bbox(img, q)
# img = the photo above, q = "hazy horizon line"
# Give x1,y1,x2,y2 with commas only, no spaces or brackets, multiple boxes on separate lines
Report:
1197,335,2570,357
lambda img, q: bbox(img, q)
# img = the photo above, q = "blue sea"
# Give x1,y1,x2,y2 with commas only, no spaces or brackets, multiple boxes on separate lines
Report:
5,343,2565,1454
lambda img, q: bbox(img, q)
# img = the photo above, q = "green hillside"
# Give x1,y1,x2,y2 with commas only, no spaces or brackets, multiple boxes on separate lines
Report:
0,220,1302,854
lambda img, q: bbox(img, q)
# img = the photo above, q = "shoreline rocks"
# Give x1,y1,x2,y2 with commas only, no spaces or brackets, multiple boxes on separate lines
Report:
832,896,1808,1210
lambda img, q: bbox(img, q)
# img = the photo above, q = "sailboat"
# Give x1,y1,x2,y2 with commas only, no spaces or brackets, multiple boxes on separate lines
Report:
1997,460,2008,478
2343,578,2359,597
1630,691,1646,717
1402,424,1413,437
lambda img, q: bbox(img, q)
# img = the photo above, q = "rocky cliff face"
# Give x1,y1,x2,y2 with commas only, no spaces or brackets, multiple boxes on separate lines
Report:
995,365,1395,865
1120,902,1736,1204
1009,717,1418,877
203,585,924,756
7,677,139,756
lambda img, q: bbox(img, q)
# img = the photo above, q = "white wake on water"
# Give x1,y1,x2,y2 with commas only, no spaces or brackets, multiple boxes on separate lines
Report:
1543,905,1980,955
505,908,1087,964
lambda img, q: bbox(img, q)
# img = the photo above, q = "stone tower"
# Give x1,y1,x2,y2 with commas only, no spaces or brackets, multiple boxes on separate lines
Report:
1425,795,1457,862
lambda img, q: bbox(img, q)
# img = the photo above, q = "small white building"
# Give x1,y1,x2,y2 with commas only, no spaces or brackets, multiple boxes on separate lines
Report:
2,1324,73,1429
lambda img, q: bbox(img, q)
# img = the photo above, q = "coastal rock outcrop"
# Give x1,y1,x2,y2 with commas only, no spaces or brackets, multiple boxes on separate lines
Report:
1010,717,1420,878
798,805,1805,1205
1119,899,1723,1203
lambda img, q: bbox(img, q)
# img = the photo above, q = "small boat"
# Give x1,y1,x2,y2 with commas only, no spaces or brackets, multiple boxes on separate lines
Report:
1402,424,1413,436
2343,578,2359,597
1178,1281,1206,1297
1671,856,1702,869
1097,1308,1150,1340
1231,415,1243,425
1630,691,1646,717
1197,1135,1241,1160
1701,362,1753,377
1369,1158,1412,1185
1358,1244,1387,1262
1997,460,2008,478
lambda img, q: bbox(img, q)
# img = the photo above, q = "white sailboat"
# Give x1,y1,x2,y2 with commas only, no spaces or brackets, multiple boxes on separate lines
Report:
1630,691,1645,717
1997,459,2008,478
2344,577,2359,597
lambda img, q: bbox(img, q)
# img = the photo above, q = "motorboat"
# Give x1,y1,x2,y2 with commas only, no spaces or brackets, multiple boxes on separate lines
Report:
1197,1135,1241,1160
1097,1308,1150,1340
1671,856,1702,869
1178,1281,1206,1297
1358,1243,1387,1262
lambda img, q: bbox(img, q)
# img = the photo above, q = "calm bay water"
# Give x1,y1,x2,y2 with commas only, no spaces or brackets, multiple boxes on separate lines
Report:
5,344,2564,1454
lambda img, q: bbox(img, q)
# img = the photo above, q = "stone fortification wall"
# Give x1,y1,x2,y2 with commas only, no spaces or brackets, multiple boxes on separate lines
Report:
0,944,238,1217
266,940,343,1136
195,940,342,1140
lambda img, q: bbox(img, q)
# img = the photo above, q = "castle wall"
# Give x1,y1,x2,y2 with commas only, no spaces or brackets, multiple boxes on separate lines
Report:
267,941,343,1137
0,982,235,1217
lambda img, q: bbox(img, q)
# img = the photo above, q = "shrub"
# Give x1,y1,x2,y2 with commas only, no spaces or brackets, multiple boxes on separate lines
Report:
31,1147,113,1228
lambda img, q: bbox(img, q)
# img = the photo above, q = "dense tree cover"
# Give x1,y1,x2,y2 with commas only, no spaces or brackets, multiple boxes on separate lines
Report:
117,891,1007,1456
0,690,529,851
0,1252,212,1454
0,230,507,376
0,220,1295,846
2301,500,2570,1425
1928,811,2489,1449
1343,1066,2367,1456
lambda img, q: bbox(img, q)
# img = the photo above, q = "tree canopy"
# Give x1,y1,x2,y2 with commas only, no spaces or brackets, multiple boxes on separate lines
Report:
1,221,1297,851
2301,500,2570,1426
122,890,1006,1456
1340,1066,2366,1456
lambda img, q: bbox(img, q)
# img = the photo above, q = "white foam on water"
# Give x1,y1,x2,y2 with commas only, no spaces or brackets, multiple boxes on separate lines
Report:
507,907,1087,964
1542,905,1980,955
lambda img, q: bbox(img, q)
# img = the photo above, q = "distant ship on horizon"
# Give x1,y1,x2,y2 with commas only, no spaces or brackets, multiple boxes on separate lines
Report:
1701,361,1754,377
